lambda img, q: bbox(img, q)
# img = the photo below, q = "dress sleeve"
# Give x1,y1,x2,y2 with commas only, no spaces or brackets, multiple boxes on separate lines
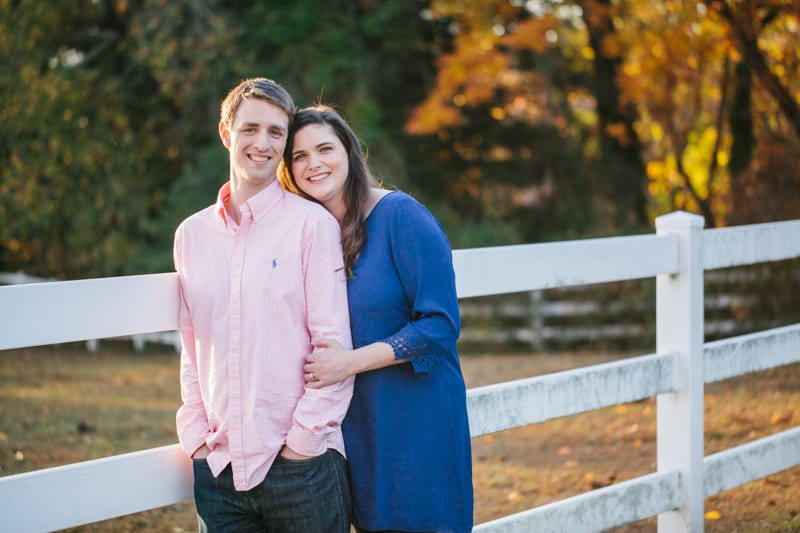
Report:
382,195,461,374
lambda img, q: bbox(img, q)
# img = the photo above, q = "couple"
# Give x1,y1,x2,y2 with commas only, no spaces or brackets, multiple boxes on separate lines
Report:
173,77,473,533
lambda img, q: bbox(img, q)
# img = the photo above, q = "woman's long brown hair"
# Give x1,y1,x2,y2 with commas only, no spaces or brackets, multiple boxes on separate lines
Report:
280,106,378,278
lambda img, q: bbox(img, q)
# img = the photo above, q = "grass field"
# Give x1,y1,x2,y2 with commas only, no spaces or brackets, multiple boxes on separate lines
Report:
1,343,798,532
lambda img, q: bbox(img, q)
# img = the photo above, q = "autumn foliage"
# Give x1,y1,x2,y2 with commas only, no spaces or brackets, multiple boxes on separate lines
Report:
1,1,799,279
407,0,800,231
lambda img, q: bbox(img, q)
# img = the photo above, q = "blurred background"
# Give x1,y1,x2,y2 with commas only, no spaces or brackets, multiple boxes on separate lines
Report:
2,0,798,352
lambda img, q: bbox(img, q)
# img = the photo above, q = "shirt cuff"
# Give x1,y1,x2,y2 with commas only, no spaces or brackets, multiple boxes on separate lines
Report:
178,424,210,458
285,425,327,457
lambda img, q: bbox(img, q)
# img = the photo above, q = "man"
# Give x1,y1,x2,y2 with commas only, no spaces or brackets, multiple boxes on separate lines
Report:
173,78,354,532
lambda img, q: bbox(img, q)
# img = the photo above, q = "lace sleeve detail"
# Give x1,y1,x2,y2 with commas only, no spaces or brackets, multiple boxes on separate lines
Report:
384,323,444,374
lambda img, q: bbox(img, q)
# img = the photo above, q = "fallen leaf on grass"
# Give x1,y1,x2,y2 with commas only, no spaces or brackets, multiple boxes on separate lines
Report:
770,412,793,425
507,491,522,502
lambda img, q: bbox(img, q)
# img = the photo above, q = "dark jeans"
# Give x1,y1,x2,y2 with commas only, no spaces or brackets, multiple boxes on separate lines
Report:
354,529,434,533
193,449,351,533
353,525,435,533
354,528,434,533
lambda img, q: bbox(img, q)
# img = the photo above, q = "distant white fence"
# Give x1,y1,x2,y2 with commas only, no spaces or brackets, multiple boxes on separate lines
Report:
1,211,799,532
458,270,793,352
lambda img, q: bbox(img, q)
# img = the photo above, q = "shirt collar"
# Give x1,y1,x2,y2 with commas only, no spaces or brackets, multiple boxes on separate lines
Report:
215,180,284,227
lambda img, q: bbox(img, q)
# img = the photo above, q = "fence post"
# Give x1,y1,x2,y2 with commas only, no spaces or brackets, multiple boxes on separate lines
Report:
528,290,544,352
655,211,705,532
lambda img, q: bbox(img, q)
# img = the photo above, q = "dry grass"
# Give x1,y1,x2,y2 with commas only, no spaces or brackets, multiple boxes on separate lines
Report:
462,353,800,532
1,345,798,532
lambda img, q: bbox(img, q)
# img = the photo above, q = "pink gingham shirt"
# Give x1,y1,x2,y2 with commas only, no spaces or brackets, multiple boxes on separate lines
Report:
174,179,354,491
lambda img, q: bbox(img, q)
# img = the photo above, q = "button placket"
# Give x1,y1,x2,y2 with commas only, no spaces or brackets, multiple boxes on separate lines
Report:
227,208,251,484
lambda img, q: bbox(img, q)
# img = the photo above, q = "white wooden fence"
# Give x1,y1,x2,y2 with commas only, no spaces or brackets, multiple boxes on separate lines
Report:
1,211,799,532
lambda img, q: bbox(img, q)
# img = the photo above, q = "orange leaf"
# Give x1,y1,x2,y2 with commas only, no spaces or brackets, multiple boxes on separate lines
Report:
770,412,793,425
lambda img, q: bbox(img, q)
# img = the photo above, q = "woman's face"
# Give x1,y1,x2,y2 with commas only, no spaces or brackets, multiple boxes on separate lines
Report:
290,123,349,214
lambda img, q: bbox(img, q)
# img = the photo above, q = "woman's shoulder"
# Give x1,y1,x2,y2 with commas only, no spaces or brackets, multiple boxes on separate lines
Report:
375,190,449,245
375,190,432,220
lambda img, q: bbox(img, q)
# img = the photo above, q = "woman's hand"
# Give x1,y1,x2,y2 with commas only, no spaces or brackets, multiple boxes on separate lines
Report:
303,338,355,388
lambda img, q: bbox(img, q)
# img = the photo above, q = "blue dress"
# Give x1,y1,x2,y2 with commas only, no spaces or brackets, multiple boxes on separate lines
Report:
343,191,473,533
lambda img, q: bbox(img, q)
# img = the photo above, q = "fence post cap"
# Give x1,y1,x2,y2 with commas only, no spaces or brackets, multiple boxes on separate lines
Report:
655,210,705,229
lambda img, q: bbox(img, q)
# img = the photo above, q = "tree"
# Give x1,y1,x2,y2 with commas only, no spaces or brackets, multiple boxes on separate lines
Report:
404,0,666,239
404,0,602,242
711,0,800,223
578,0,649,228
615,0,800,226
4,0,797,279
407,0,800,231
1,0,184,277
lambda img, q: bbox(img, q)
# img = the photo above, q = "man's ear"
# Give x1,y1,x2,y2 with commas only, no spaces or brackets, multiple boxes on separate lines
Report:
218,121,231,148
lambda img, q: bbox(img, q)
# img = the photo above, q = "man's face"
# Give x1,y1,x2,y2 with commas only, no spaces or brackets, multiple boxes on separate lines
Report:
219,98,290,193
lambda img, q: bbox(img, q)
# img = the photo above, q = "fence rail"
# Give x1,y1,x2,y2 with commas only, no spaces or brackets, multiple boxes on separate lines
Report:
1,211,798,532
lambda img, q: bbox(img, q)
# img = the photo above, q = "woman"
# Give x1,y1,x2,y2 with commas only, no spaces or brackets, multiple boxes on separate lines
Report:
280,106,473,533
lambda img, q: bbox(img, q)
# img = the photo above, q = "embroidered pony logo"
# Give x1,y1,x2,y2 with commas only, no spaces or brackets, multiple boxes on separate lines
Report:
272,259,278,269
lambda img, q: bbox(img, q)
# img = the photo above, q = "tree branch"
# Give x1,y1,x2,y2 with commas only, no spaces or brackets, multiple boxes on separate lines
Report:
714,0,800,139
